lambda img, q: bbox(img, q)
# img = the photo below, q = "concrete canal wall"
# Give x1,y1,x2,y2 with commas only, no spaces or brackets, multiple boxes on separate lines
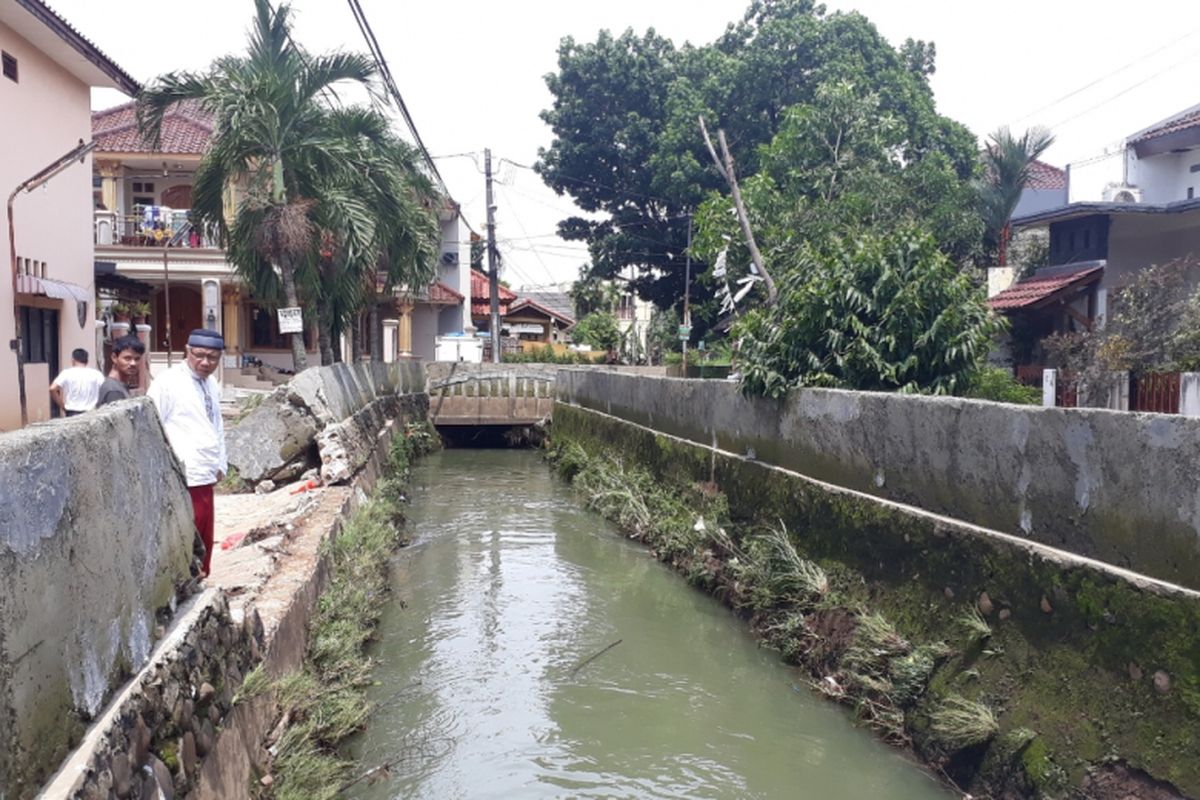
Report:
553,372,1200,797
29,361,429,799
0,399,196,796
556,370,1200,591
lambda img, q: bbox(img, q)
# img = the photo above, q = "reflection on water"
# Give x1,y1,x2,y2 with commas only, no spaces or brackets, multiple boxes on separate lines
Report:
347,449,949,800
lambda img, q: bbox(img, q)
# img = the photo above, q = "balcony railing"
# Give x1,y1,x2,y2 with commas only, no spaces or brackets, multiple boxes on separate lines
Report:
94,209,218,249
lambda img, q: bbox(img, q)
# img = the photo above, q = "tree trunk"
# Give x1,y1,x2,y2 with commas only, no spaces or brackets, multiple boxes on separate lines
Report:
314,294,334,366
279,259,308,372
369,299,382,362
318,324,334,366
350,315,362,362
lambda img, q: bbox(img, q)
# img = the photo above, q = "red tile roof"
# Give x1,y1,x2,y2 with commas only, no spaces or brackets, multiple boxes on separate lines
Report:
92,99,213,154
1026,160,1066,190
988,265,1103,311
469,269,517,318
427,281,464,304
1129,107,1200,145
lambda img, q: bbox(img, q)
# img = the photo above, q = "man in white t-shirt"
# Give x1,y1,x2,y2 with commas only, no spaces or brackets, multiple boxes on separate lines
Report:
49,349,105,417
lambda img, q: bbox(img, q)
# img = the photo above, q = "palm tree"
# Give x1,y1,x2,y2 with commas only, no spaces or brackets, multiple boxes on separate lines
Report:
980,126,1055,266
310,109,440,364
137,0,406,371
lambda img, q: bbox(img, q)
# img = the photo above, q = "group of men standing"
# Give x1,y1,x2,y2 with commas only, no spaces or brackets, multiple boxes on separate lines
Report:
49,335,146,414
49,328,228,576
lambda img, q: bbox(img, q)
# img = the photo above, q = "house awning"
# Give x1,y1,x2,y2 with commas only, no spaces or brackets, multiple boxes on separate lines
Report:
988,264,1103,312
15,273,92,304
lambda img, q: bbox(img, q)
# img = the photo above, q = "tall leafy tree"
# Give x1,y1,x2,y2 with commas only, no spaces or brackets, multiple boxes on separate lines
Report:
138,0,436,370
538,0,978,336
980,126,1055,266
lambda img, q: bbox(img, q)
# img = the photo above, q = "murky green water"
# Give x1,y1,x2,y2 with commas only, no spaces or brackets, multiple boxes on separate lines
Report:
348,449,950,800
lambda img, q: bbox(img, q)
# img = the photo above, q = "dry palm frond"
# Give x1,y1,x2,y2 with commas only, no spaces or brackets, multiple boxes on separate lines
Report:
254,198,316,262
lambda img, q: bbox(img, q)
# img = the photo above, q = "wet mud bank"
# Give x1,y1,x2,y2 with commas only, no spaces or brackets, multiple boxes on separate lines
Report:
550,401,1200,800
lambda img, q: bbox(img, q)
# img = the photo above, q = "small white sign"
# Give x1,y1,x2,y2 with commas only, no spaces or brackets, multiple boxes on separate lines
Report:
277,307,303,334
509,323,546,335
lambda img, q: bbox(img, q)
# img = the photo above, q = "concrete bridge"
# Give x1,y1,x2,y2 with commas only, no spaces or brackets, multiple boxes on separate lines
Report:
426,362,558,426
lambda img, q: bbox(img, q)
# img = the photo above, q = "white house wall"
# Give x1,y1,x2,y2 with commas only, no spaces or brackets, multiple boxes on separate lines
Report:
1129,152,1181,204
1067,151,1123,202
0,17,98,430
439,214,471,332
411,306,438,361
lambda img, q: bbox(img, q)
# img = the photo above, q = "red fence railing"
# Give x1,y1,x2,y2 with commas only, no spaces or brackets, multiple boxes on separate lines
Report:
1131,372,1181,414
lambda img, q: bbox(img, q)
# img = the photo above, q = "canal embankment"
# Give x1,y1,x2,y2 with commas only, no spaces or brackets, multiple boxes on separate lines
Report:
34,361,428,800
552,370,1200,799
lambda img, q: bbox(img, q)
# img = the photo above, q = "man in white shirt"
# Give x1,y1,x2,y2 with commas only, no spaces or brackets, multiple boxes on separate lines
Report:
148,329,227,577
49,348,104,416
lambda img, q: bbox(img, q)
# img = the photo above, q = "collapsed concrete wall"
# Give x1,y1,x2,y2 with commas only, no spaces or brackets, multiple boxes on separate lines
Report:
0,399,196,796
557,371,1200,591
226,361,427,485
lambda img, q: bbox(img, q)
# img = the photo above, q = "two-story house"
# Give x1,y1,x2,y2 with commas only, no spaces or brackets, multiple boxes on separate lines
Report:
91,99,472,385
989,103,1200,377
1,0,139,430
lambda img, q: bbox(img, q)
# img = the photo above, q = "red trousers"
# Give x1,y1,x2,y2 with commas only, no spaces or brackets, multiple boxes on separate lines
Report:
188,484,216,575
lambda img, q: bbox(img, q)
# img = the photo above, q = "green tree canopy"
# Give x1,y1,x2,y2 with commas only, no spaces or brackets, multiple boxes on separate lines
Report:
537,0,979,335
572,311,622,353
735,228,1004,398
979,126,1055,265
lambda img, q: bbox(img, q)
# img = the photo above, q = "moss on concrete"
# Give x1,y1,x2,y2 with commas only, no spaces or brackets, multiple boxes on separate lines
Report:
551,402,1200,798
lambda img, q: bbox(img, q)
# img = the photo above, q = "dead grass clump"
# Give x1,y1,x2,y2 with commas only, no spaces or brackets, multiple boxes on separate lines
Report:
929,694,1000,752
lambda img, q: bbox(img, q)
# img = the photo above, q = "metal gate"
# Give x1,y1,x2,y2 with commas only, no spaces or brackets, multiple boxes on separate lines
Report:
1131,372,1181,414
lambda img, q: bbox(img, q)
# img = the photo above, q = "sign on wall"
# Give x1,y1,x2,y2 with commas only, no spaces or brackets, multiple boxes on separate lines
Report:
277,307,303,334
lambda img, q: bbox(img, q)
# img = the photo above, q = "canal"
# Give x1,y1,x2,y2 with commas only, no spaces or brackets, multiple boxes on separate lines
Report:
347,449,950,799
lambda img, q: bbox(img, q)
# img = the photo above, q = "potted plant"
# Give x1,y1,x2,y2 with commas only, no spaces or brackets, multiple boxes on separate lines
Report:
111,302,132,323
131,301,152,325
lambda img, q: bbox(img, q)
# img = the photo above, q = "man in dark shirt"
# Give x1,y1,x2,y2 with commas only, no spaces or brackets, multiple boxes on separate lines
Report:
97,334,146,406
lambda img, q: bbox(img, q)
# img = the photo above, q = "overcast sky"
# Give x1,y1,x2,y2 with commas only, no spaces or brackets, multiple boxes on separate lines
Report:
49,0,1200,289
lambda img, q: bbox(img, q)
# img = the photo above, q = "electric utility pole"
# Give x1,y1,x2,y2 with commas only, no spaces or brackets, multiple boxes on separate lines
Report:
485,148,500,363
682,212,693,372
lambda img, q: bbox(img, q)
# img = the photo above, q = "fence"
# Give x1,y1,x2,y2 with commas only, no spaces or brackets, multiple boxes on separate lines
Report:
1034,368,1197,415
1131,372,1181,414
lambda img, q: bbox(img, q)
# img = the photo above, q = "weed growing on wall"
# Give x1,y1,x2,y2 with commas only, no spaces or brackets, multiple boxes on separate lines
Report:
260,421,438,800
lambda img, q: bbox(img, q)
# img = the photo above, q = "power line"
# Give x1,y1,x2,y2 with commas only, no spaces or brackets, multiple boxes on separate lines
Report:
1045,47,1200,131
494,183,562,285
1008,26,1200,128
344,0,451,202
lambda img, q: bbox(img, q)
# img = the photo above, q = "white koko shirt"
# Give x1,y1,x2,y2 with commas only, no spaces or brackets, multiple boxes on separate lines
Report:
147,362,227,487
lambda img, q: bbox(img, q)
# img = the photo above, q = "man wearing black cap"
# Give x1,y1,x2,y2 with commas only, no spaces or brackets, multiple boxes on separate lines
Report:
147,328,227,577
